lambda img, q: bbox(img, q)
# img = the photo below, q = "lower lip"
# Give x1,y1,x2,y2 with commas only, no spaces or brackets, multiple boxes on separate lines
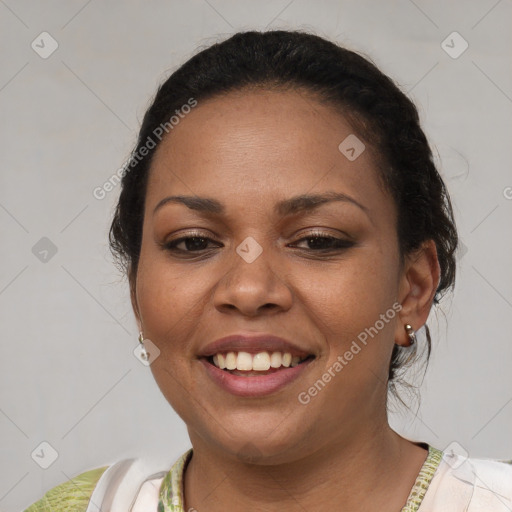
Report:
199,358,314,397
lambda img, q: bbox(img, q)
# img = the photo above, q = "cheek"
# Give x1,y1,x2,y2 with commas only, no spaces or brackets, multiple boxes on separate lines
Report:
301,245,399,377
136,264,175,328
135,256,203,347
303,247,398,328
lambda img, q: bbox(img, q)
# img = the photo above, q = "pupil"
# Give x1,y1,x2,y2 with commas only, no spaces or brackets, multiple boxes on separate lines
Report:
309,237,329,249
187,237,207,250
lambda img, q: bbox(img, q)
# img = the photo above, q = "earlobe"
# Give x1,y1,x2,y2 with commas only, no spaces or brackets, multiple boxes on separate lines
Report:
395,240,440,346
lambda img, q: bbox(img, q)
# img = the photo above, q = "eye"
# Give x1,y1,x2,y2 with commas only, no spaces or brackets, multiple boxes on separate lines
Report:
164,233,221,253
291,231,355,251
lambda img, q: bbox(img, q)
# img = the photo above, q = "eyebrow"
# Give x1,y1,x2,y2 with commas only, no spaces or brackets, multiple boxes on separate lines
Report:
152,191,369,218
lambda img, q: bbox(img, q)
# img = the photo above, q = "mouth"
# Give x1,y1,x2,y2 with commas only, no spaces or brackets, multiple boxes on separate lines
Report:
197,333,317,396
203,351,316,376
199,350,316,397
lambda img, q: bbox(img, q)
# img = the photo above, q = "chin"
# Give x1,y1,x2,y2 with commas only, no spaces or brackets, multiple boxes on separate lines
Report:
199,423,308,466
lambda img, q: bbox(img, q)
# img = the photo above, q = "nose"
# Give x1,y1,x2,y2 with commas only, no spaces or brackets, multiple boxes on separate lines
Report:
213,242,293,317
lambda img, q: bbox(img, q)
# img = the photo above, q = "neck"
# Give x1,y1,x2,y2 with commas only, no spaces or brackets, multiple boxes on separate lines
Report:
183,423,428,512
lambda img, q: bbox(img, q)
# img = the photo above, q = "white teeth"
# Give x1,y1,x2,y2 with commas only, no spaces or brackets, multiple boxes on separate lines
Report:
252,352,270,371
211,351,306,371
225,352,237,370
236,351,253,371
270,352,282,368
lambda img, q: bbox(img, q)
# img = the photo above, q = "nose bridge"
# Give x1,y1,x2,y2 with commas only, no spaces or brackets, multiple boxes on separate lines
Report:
227,235,277,290
214,235,292,314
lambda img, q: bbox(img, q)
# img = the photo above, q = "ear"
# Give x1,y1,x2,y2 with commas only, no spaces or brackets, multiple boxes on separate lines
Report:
395,239,440,347
129,269,142,332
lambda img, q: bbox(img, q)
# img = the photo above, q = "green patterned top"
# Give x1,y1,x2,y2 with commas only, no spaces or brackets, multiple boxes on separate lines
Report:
401,445,443,511
158,449,193,511
23,465,109,512
157,445,443,511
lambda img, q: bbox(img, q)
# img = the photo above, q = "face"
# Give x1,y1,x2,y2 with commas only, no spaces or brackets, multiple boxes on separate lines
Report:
132,88,408,463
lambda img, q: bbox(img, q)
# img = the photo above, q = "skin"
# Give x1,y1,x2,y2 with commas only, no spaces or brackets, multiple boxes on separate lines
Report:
130,88,440,511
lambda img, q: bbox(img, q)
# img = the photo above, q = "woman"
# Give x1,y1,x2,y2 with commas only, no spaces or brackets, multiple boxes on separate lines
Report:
24,30,512,512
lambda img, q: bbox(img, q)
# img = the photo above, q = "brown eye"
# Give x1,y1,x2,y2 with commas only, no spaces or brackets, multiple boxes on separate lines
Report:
165,236,219,252
292,232,355,251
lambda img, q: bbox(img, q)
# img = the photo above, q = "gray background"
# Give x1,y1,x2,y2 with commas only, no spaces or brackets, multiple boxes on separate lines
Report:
1,1,511,510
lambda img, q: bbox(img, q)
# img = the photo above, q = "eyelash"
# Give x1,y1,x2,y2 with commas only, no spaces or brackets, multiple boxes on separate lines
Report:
163,231,355,255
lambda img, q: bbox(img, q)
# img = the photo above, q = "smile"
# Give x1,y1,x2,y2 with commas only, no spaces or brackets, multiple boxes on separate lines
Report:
200,352,315,397
209,350,312,373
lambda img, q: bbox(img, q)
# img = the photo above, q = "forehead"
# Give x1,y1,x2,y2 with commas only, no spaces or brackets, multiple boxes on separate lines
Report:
145,88,391,219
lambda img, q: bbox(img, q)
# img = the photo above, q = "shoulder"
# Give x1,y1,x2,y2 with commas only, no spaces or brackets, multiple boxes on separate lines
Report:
456,455,512,510
22,455,182,512
421,451,512,511
23,465,109,512
465,456,512,493
447,452,512,487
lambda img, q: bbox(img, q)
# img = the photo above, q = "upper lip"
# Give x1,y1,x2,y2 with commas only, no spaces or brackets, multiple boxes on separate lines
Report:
198,334,313,358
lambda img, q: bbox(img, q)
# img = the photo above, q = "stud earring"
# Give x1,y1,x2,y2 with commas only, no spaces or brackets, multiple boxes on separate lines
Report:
404,324,416,346
138,332,149,362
